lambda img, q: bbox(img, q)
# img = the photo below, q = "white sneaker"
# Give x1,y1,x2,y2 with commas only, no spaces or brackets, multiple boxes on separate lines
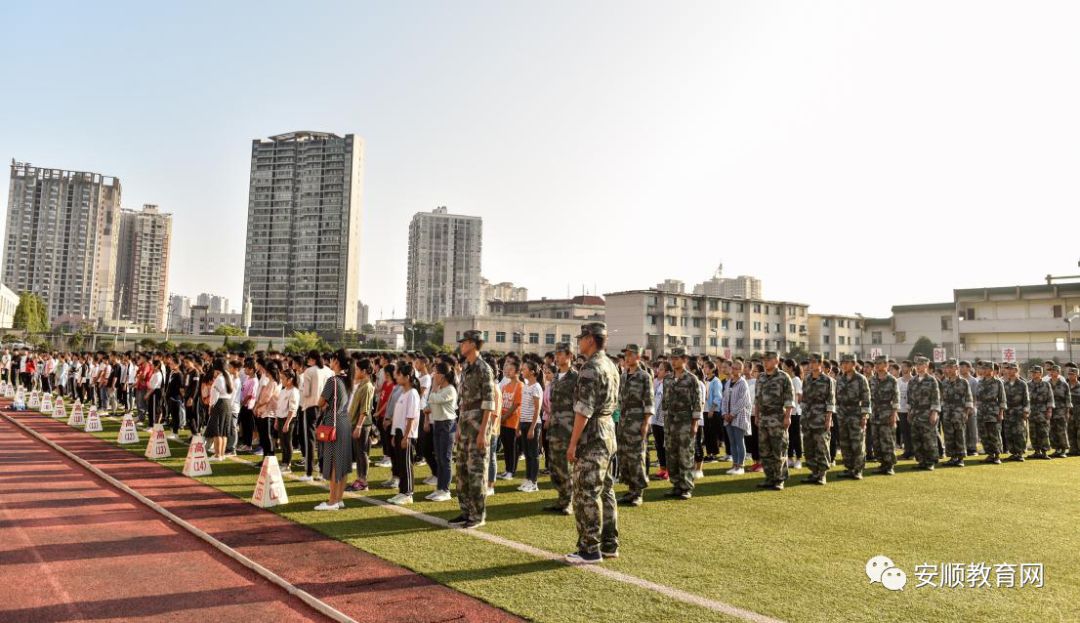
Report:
692,469,705,479
390,494,413,506
167,433,178,441
422,475,438,486
376,457,392,467
792,459,802,469
727,467,745,475
336,501,346,509
314,502,338,511
485,486,495,497
516,482,531,492
429,490,452,502
383,478,400,489
524,481,539,492
786,458,795,468
497,472,514,480
296,475,313,482
424,491,438,500
721,455,732,462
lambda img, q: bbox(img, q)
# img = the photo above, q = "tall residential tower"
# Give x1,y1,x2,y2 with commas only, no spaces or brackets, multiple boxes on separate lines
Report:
3,160,121,323
114,204,172,330
406,207,482,322
242,131,364,334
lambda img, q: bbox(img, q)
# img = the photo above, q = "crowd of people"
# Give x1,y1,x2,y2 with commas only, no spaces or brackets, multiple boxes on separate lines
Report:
4,322,1078,564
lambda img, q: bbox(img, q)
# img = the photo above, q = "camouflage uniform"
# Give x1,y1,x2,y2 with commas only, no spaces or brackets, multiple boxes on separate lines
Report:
869,371,899,470
547,364,579,511
661,369,700,495
455,353,495,523
755,364,794,486
1048,374,1072,454
571,341,620,556
616,360,653,500
1027,375,1054,454
1069,379,1080,455
1002,376,1030,456
799,370,836,481
939,374,974,460
835,369,871,476
907,372,942,468
975,374,1006,456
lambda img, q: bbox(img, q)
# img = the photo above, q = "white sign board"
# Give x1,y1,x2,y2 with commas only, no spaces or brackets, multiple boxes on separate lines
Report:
869,348,884,360
1001,347,1017,363
933,348,947,363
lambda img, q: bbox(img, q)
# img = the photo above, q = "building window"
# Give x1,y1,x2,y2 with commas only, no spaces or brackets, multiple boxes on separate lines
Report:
965,307,975,320
736,321,744,330
496,331,506,343
648,315,657,325
544,333,555,345
823,318,830,327
649,296,657,305
824,335,831,344
736,338,744,349
680,317,687,327
940,315,952,331
513,332,522,344
722,337,730,347
774,323,781,333
753,339,762,350
693,336,701,347
753,321,761,331
692,318,702,328
896,331,906,343
789,324,796,333
561,334,571,343
753,304,761,313
855,337,861,345
737,303,744,313
709,337,717,347
1054,305,1064,318
709,300,719,311
723,302,730,312
722,319,730,330
529,333,539,344
709,318,718,329
871,331,882,345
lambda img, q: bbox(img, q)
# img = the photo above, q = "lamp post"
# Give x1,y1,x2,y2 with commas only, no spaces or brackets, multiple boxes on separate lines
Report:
1066,312,1080,363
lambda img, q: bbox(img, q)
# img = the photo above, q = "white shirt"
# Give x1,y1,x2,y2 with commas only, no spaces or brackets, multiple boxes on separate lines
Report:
210,374,233,404
653,378,665,427
519,380,543,423
276,386,299,419
418,373,432,410
392,387,421,438
148,370,163,391
791,375,803,415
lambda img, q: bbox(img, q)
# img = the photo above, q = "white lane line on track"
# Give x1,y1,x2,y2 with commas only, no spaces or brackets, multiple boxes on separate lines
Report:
224,453,787,623
1,413,356,623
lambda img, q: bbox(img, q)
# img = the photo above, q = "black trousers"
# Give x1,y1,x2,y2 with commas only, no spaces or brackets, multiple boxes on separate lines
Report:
255,416,274,457
703,414,722,456
420,413,437,475
500,425,519,474
391,429,413,495
239,407,255,448
652,424,667,468
168,398,185,435
898,412,913,456
747,418,761,461
788,412,803,458
353,424,371,481
301,407,319,477
276,418,294,467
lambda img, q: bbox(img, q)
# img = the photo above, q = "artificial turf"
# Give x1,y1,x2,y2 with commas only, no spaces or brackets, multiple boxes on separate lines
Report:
34,406,1080,623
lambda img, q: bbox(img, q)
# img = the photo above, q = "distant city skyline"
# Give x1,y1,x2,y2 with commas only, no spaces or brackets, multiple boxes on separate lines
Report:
2,2,1079,322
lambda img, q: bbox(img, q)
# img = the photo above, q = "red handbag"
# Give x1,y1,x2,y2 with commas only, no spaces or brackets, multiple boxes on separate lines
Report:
315,376,339,442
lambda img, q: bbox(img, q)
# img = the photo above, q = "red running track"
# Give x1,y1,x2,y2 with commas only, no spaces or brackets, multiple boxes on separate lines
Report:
0,412,521,623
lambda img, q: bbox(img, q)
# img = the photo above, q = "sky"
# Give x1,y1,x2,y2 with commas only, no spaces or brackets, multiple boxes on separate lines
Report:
1,1,1078,320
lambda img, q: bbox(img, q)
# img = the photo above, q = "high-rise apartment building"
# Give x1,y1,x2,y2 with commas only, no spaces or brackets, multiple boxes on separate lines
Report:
114,204,172,330
3,160,121,323
693,265,763,300
196,293,230,314
167,294,191,332
243,131,364,334
406,207,482,322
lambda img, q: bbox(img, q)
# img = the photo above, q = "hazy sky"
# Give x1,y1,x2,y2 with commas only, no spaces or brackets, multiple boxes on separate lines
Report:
2,1,1078,320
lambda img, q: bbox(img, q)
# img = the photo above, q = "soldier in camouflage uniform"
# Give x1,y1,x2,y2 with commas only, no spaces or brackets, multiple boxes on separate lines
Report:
939,359,974,467
869,355,899,475
907,356,942,470
1068,366,1080,456
448,330,496,529
543,342,578,514
753,351,794,490
1001,362,1031,461
835,354,871,479
1026,365,1054,459
616,344,654,506
566,322,620,565
1047,364,1073,458
975,360,1006,464
661,348,700,500
799,353,836,485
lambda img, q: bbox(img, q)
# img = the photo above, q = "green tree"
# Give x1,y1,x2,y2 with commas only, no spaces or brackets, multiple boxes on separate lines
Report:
361,323,375,334
194,342,212,352
137,337,158,351
907,336,936,361
784,343,810,361
98,339,114,351
12,292,48,334
285,331,330,354
159,340,178,352
214,324,245,337
177,341,196,352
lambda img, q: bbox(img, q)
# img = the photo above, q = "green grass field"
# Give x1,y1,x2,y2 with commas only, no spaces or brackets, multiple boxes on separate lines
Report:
32,406,1080,623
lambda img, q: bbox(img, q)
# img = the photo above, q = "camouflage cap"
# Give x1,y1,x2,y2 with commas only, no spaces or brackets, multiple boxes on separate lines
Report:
554,342,573,354
959,360,972,367
576,322,607,339
913,355,930,364
1003,361,1018,370
670,347,688,358
1030,365,1043,374
622,343,641,355
763,351,779,359
944,359,958,367
975,360,990,369
457,329,484,345
1067,365,1079,374
839,354,856,363
1048,363,1061,372
808,352,824,363
873,355,888,364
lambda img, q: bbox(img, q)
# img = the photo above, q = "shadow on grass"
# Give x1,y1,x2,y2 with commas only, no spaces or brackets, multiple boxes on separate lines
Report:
426,559,565,585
